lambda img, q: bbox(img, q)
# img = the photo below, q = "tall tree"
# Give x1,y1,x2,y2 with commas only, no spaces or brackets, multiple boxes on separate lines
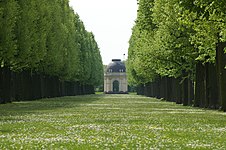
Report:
0,0,18,67
179,0,226,110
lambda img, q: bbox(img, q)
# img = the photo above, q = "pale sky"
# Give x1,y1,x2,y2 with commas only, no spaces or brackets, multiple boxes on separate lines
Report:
69,0,137,65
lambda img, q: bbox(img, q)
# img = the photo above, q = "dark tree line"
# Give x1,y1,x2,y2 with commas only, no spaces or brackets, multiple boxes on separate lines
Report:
0,0,103,103
128,0,226,111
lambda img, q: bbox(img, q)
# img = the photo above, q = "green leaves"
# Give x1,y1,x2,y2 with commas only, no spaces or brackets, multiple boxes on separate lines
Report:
128,0,194,85
0,0,103,86
128,0,226,85
0,0,18,67
180,0,226,62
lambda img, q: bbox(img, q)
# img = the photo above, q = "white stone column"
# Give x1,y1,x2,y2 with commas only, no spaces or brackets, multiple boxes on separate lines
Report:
104,76,107,92
124,78,128,92
119,75,123,92
108,78,112,92
121,74,127,92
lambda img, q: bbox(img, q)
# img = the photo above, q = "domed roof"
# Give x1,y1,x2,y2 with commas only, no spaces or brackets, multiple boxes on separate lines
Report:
106,59,126,73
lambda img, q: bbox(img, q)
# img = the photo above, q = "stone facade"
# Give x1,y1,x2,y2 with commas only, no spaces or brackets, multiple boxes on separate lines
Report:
104,59,128,94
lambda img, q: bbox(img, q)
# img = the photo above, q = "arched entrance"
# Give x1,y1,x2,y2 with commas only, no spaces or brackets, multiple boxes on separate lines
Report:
113,80,119,92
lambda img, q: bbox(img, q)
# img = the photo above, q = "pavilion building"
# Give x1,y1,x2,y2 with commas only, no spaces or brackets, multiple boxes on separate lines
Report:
104,59,128,94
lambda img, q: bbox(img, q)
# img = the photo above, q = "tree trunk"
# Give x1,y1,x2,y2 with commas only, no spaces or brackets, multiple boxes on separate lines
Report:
182,78,188,106
166,77,173,101
173,78,182,104
0,67,2,102
216,42,226,111
187,79,194,106
137,84,144,95
159,77,165,99
154,78,161,99
10,71,16,101
1,67,11,103
181,70,189,106
206,63,219,109
170,78,177,102
194,62,206,107
144,82,152,97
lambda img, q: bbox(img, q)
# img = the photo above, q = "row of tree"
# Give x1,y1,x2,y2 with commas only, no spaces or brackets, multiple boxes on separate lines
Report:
127,0,226,111
0,0,103,103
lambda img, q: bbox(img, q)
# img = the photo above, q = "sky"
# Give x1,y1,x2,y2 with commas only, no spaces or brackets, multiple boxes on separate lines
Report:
69,0,138,65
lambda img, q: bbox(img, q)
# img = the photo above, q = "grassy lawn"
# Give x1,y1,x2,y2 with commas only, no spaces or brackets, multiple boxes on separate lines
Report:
0,94,225,149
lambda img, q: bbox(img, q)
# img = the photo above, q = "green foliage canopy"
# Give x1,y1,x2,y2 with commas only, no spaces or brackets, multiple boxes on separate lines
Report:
0,0,103,86
127,0,226,85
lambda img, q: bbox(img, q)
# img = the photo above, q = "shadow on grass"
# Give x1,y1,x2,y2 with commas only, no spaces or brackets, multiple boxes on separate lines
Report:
0,129,12,134
0,94,106,116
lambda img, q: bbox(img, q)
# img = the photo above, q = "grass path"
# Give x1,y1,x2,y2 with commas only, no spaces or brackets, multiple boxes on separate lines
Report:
0,94,225,149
